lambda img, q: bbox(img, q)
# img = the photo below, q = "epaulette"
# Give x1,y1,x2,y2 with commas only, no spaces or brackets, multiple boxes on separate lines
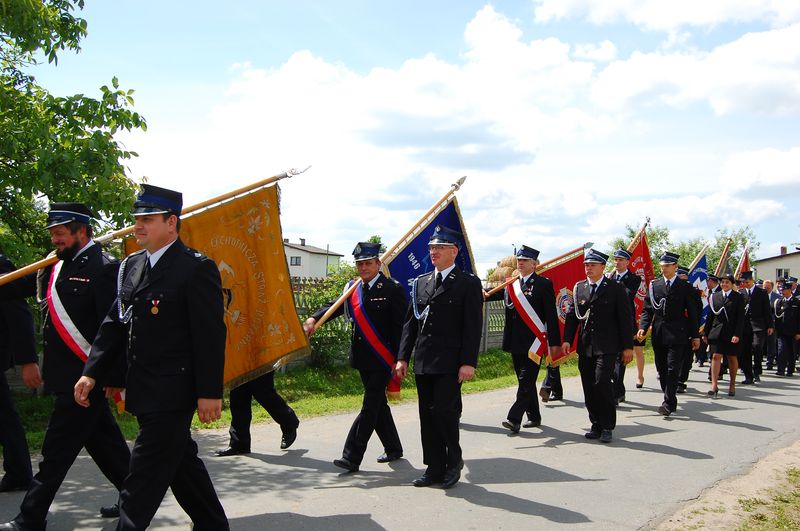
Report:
387,277,402,286
184,246,209,262
101,251,120,264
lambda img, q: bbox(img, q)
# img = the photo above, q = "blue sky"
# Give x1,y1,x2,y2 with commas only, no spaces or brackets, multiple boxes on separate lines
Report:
32,1,800,274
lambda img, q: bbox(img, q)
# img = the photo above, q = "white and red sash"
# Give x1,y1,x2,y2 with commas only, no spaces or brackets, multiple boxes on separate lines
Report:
507,278,549,364
47,260,125,409
46,260,91,362
347,279,402,398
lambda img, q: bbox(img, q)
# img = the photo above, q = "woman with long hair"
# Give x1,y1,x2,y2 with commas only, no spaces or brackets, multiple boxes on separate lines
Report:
703,274,746,397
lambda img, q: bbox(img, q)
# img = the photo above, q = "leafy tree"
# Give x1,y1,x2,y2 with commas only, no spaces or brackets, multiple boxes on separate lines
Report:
0,0,146,265
367,234,387,254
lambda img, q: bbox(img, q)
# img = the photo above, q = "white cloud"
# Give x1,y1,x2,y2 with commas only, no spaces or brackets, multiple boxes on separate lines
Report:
721,146,800,190
573,40,618,62
592,23,800,114
533,0,800,31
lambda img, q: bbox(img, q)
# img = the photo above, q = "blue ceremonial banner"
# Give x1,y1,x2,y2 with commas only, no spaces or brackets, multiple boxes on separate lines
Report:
689,253,709,327
383,198,476,298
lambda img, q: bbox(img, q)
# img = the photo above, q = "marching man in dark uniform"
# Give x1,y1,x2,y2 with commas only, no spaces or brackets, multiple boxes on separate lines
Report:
637,251,700,417
1,204,130,531
395,226,482,489
0,254,38,494
485,245,561,433
739,271,774,383
608,249,641,404
304,242,406,472
74,185,229,531
213,370,299,456
774,281,799,377
562,249,633,443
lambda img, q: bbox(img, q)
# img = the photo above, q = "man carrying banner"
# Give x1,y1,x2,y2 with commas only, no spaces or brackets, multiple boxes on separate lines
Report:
0,254,38,494
1,204,130,531
638,252,700,417
304,242,405,472
74,185,229,531
739,271,774,383
562,249,633,443
213,370,299,456
395,226,483,489
485,246,561,433
608,249,641,404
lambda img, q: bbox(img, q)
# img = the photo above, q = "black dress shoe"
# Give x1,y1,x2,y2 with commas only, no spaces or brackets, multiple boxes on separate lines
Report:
523,419,541,428
280,429,297,450
333,458,359,472
376,451,403,463
214,445,250,457
538,388,550,402
585,430,601,440
442,468,461,489
502,420,520,434
100,503,120,518
549,394,563,401
600,429,613,443
657,405,671,417
0,479,30,493
0,521,33,530
741,379,754,385
412,474,441,487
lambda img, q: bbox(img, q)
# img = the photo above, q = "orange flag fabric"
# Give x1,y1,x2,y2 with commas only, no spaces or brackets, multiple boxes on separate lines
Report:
125,185,310,388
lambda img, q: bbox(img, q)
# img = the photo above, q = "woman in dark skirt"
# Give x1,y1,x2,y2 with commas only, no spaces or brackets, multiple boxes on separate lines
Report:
703,274,746,397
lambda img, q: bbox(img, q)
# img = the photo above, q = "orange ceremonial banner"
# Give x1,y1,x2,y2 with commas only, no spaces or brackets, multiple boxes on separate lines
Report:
125,185,310,388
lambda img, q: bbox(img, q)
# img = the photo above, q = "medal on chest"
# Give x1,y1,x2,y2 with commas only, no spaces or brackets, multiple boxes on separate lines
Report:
151,299,160,315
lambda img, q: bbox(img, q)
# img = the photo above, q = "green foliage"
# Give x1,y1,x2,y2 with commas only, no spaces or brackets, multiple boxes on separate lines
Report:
297,262,358,367
367,234,387,253
0,0,145,264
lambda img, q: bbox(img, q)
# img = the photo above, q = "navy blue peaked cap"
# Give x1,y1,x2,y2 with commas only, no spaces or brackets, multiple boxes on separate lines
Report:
739,271,753,280
677,266,689,276
584,248,609,264
352,242,380,262
133,184,183,216
614,248,632,260
429,225,462,248
516,245,540,260
708,274,720,282
659,251,680,264
46,202,94,229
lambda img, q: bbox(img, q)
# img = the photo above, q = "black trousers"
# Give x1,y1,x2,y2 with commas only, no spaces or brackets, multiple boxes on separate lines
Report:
15,390,130,530
540,366,562,397
612,358,626,400
739,327,754,381
751,330,767,376
0,371,32,487
766,330,777,368
653,341,684,411
415,373,462,479
342,369,402,464
228,371,298,449
117,409,228,531
507,351,541,424
776,335,798,375
679,342,694,385
579,353,617,431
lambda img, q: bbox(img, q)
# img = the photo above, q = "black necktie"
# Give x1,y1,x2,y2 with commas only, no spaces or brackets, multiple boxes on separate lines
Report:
616,273,621,282
435,272,443,290
139,258,152,288
665,279,671,293
590,283,597,298
362,281,370,295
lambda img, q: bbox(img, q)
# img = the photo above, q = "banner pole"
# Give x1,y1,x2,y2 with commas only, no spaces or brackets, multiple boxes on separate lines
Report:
312,176,467,331
688,243,711,272
0,167,308,286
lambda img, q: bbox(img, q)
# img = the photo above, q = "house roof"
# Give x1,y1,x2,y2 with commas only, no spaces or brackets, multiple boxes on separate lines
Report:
754,249,800,263
283,242,344,257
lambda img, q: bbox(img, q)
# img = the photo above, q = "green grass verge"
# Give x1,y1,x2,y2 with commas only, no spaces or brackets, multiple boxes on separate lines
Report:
740,468,800,530
13,346,656,452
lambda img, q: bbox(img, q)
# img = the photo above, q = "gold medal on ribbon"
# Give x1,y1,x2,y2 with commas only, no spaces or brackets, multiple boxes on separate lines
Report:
151,300,160,315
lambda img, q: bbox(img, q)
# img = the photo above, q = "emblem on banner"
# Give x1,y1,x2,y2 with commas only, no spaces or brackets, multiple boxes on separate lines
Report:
557,287,572,324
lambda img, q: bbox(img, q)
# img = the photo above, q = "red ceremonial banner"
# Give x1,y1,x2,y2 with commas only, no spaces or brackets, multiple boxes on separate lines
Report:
539,249,585,366
629,230,655,325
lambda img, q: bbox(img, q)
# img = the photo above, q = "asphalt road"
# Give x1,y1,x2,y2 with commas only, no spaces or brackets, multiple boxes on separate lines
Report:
2,362,799,530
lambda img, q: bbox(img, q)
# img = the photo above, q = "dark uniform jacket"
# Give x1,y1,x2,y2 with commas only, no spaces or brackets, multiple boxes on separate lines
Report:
18,244,119,393
742,286,774,332
84,239,226,415
609,269,642,328
774,296,800,337
639,276,701,345
486,273,561,354
398,267,483,374
705,290,746,343
563,277,634,357
0,255,38,371
312,272,407,371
